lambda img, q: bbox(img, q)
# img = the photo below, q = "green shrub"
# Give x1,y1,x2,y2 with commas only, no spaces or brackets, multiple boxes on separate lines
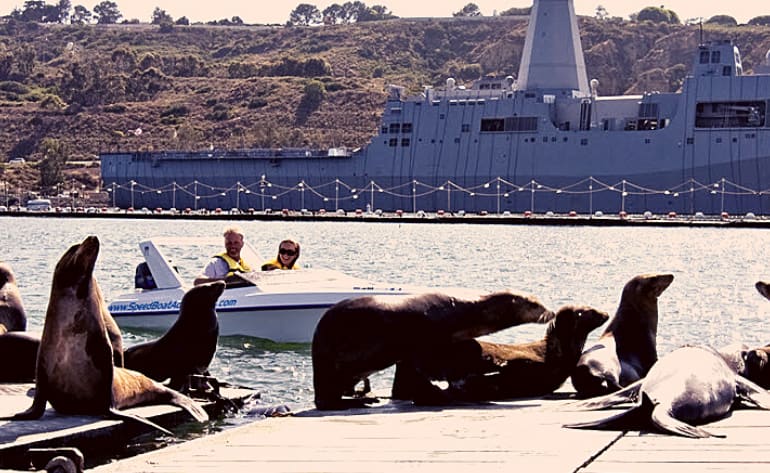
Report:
0,81,30,94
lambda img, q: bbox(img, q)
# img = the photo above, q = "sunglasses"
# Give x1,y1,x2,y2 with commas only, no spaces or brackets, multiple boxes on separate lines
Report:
279,248,297,256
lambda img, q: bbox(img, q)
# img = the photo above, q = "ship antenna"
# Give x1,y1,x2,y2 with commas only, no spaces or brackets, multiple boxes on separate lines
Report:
699,20,703,46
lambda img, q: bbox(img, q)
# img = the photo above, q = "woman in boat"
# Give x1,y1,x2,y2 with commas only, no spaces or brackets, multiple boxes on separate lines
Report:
194,225,252,285
261,239,301,271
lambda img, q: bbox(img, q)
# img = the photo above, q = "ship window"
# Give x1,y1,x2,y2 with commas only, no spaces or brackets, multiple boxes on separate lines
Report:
481,118,505,132
687,137,694,144
440,114,445,119
461,124,471,132
491,83,502,90
402,123,413,133
432,101,440,106
644,138,651,144
381,126,388,134
700,50,710,64
454,137,461,143
723,66,732,76
525,93,536,98
580,138,588,146
389,123,401,133
746,133,756,139
696,101,766,128
480,83,490,90
390,108,402,115
389,138,398,147
543,137,548,143
716,137,722,143
711,51,721,63
401,138,410,147
732,137,738,143
563,137,568,142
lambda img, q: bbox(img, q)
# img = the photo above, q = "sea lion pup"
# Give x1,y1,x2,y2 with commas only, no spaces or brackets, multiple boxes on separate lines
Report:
0,261,26,333
0,331,40,382
571,273,674,398
563,345,770,438
392,306,608,404
312,291,554,411
125,281,225,390
1,236,207,432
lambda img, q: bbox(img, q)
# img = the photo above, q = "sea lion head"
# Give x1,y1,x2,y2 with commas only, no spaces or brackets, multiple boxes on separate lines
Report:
0,261,26,333
622,273,674,304
746,348,770,389
53,236,100,298
755,281,770,301
178,280,225,329
549,305,609,358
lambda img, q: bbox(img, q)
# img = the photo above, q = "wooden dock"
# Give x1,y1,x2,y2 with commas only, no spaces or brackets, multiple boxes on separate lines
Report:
88,393,770,473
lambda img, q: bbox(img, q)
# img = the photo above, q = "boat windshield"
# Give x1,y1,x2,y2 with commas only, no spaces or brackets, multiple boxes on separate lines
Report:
148,236,264,286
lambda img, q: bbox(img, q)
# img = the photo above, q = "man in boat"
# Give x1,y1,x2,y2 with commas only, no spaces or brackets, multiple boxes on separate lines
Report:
194,225,252,285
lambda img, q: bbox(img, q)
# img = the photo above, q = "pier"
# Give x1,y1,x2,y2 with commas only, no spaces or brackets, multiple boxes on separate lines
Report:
87,393,770,473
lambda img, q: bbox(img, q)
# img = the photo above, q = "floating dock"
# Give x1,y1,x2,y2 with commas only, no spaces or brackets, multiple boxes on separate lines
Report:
89,393,770,473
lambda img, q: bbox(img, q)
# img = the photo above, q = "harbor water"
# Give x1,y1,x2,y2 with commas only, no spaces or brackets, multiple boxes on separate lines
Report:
2,216,770,412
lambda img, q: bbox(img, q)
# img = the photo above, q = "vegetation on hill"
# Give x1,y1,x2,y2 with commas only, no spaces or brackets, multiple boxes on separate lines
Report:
0,8,769,202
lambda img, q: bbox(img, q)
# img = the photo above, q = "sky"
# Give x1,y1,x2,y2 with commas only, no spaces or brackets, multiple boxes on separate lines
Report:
0,1,766,25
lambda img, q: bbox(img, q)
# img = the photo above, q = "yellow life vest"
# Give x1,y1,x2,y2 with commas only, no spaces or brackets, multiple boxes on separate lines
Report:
215,252,251,278
260,258,300,271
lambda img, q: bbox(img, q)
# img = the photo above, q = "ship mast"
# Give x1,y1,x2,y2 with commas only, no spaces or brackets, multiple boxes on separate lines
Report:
517,0,589,96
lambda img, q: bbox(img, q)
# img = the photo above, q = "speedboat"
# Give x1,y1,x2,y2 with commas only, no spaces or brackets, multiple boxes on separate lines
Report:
108,238,418,342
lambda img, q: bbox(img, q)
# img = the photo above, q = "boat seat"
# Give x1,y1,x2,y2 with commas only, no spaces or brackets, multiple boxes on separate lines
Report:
134,262,157,290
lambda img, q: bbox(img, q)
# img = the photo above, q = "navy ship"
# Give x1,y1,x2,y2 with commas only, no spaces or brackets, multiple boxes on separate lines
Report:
100,0,770,215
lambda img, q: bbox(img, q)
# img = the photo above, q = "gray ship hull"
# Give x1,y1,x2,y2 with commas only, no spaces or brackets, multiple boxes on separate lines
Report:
100,0,770,216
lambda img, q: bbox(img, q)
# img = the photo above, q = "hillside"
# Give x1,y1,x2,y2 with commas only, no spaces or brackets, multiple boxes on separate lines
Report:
1,16,770,199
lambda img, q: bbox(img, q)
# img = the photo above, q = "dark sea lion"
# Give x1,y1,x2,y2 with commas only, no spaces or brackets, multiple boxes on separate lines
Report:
125,281,225,390
1,236,207,431
564,345,770,438
0,331,40,382
312,290,554,410
0,261,26,333
738,281,770,387
392,306,608,404
571,273,674,398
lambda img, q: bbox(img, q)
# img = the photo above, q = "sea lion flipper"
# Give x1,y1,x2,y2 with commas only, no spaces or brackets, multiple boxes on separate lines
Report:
563,405,643,430
735,375,770,409
108,408,174,436
560,381,641,411
649,405,722,438
4,389,48,420
166,391,209,422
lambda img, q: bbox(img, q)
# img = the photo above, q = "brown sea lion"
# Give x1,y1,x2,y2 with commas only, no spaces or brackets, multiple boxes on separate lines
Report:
1,236,207,432
738,281,770,387
0,331,40,382
564,345,770,438
571,273,674,398
392,305,609,404
0,262,26,333
312,290,554,410
124,281,225,390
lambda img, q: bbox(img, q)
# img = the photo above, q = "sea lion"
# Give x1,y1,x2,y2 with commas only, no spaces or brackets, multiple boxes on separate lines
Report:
1,236,207,432
739,281,770,387
0,331,40,382
392,305,609,404
0,261,26,333
312,290,554,410
571,273,674,398
124,281,225,390
563,345,770,438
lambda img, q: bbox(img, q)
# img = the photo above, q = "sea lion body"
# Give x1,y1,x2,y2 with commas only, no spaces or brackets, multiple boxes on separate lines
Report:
125,281,225,390
565,345,770,438
0,331,40,382
2,236,207,428
0,262,26,333
572,273,673,398
312,291,553,410
392,306,608,403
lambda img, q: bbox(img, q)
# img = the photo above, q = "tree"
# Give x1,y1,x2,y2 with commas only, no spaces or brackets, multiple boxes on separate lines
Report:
289,4,322,26
93,0,122,24
748,15,770,26
151,7,172,24
322,3,345,24
357,4,395,22
453,3,481,17
175,16,190,25
38,138,69,190
705,15,737,26
70,4,91,24
55,0,71,23
637,6,680,24
595,5,609,20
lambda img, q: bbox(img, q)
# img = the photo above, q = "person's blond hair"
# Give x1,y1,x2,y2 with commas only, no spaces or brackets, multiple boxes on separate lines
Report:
223,225,244,238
